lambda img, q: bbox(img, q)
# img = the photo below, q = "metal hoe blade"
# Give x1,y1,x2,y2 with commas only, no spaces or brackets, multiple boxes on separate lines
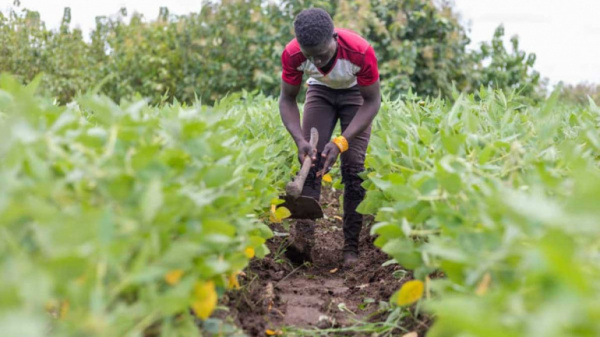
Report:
279,195,324,220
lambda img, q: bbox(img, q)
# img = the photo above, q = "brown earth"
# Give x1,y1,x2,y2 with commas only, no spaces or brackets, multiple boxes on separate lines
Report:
216,188,431,337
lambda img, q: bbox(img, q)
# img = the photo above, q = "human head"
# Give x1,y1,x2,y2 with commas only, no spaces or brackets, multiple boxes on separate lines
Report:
293,8,338,68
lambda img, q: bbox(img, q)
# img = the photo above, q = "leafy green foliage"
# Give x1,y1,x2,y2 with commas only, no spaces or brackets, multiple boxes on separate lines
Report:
0,74,294,336
0,8,96,103
2,72,600,335
1,2,596,335
334,0,473,98
360,88,600,335
470,25,543,101
1,1,543,104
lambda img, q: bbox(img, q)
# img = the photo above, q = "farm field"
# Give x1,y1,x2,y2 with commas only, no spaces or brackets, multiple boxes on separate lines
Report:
2,75,600,336
2,1,600,336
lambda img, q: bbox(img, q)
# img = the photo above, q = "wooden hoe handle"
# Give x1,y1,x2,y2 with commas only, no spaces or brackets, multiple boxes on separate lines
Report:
286,128,318,198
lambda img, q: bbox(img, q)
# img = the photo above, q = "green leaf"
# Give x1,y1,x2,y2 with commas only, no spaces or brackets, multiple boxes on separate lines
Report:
441,132,466,155
417,126,433,145
382,239,423,270
436,169,462,195
141,179,163,223
270,198,285,206
478,144,495,165
203,220,236,236
370,222,404,240
386,185,418,203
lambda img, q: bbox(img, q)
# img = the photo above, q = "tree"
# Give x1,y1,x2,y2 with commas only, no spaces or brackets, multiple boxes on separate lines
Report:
0,0,545,104
470,25,543,100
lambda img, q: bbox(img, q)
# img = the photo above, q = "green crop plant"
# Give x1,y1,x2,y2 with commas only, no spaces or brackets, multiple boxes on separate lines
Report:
0,75,294,336
2,72,600,336
360,88,600,336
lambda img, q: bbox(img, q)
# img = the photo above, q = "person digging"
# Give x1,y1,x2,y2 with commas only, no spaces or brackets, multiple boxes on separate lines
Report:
278,8,381,268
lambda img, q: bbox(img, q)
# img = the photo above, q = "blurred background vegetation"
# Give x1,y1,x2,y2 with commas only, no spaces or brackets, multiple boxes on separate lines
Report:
0,0,592,105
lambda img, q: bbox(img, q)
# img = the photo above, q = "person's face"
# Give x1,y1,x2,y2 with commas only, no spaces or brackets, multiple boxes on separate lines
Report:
300,34,337,68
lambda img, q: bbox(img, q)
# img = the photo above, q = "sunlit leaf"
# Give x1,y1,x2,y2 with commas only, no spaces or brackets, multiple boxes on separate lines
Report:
191,281,218,320
417,127,433,145
141,179,163,223
274,206,291,220
395,280,424,306
227,272,240,290
270,198,285,206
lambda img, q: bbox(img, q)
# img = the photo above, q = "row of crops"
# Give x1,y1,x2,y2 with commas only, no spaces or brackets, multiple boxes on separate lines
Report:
2,73,600,336
0,75,295,336
364,90,600,336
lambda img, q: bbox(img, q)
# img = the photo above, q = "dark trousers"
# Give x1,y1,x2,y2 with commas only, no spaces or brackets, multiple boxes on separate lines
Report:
300,84,371,253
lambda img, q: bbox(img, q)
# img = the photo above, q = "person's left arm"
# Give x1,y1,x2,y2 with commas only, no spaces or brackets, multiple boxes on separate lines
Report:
341,80,381,141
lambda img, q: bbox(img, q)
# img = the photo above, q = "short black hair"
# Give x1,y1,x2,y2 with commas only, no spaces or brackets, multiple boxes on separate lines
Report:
293,8,334,47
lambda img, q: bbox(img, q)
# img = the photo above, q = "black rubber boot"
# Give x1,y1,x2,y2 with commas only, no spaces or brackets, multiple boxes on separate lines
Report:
341,165,366,258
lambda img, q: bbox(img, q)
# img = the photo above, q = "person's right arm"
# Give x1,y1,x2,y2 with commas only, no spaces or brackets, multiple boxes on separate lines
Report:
279,81,317,165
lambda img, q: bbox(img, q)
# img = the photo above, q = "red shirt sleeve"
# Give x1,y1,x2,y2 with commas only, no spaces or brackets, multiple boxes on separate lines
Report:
281,49,303,86
356,46,379,86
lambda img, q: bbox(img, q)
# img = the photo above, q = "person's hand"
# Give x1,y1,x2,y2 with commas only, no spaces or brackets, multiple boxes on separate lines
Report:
317,142,340,177
297,140,317,167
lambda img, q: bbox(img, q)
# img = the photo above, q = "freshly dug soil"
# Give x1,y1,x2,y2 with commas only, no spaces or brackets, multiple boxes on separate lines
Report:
216,188,430,336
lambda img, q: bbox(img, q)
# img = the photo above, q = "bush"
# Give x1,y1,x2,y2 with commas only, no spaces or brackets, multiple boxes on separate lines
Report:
1,1,545,104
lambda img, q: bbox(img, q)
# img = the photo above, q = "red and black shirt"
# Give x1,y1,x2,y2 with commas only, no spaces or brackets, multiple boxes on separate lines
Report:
281,28,379,89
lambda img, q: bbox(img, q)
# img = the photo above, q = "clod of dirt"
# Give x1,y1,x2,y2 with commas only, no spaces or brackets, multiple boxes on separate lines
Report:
285,219,316,264
284,242,312,265
316,315,335,329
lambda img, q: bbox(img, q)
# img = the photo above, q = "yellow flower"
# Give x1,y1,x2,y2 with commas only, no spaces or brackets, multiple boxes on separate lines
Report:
244,247,255,259
191,281,218,320
164,269,184,285
396,280,424,306
322,174,333,183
